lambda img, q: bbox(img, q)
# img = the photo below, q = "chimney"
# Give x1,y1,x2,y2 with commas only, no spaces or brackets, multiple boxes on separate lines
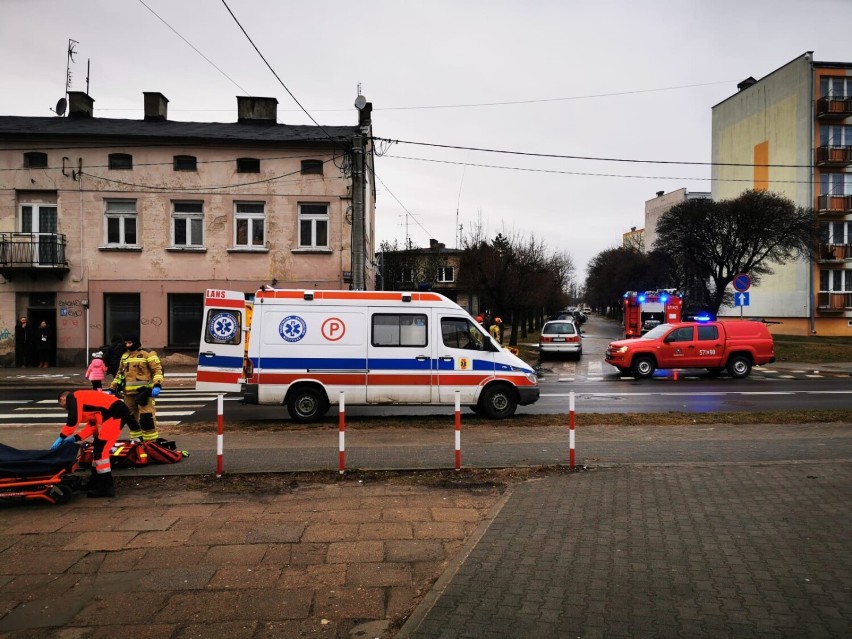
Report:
237,96,278,124
67,91,94,118
737,77,757,92
656,191,664,197
429,238,438,250
143,92,169,121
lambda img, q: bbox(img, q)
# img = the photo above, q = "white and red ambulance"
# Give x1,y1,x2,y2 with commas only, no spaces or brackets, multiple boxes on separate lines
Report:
196,288,540,422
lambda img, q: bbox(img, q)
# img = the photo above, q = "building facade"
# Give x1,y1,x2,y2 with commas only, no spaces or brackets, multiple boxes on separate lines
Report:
0,92,376,366
643,188,711,252
711,53,851,335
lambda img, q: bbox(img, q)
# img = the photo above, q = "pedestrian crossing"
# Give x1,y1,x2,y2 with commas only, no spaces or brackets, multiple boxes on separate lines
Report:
0,389,227,427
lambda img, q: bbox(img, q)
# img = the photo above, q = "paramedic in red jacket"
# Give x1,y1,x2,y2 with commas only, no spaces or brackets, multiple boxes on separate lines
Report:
52,389,139,498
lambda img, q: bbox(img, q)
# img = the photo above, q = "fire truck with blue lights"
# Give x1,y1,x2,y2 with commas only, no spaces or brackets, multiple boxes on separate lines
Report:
622,290,683,338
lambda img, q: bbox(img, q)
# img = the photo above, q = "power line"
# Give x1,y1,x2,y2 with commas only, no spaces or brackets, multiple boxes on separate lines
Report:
137,0,250,96
382,154,814,184
373,170,435,241
373,137,816,169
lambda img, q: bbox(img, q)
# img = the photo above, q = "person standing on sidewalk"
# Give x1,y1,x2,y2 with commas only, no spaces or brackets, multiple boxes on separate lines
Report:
109,334,164,443
85,351,108,390
36,320,51,368
14,316,33,367
53,389,140,498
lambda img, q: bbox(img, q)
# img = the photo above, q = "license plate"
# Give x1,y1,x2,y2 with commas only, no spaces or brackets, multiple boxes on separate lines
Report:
553,338,566,342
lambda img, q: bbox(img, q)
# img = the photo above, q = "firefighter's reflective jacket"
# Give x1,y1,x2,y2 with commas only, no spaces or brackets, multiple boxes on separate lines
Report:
111,347,164,393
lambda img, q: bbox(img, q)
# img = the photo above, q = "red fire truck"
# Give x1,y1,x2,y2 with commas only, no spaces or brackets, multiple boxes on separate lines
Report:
622,290,683,338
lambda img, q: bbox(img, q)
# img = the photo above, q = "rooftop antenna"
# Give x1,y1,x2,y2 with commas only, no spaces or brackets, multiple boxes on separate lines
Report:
51,38,78,116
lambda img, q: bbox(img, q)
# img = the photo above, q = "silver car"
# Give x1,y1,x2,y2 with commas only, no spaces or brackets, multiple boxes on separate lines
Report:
539,320,582,360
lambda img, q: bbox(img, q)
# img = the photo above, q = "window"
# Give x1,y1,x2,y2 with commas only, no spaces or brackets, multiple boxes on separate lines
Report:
298,203,329,248
437,266,455,283
23,152,48,168
820,173,852,196
173,155,197,171
667,326,694,342
172,201,204,247
104,200,137,246
372,314,427,347
819,125,852,147
441,317,482,350
169,294,204,347
234,202,265,247
108,153,133,170
301,159,323,175
204,307,243,346
104,293,140,344
399,268,415,283
696,325,719,341
19,203,59,265
820,76,852,98
236,157,260,173
820,269,849,292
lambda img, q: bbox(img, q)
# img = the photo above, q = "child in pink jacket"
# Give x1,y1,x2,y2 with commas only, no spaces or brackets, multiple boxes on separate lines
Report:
86,351,108,390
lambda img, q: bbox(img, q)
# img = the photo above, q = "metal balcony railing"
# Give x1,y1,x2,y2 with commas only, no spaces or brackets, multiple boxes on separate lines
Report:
816,291,852,311
817,194,852,215
0,232,69,279
818,243,852,262
816,96,852,119
816,145,852,167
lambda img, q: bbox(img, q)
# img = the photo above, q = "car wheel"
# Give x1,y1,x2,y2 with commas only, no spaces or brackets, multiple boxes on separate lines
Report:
287,387,330,423
632,356,656,379
477,385,518,420
726,355,752,379
575,347,583,360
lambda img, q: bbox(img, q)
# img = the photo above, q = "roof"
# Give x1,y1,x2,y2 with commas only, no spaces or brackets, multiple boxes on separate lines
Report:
0,116,358,146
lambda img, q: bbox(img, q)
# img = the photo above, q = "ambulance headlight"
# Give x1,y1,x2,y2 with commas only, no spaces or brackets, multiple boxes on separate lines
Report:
526,372,538,384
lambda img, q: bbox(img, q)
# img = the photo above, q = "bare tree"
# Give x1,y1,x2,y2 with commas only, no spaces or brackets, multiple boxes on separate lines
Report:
653,190,819,314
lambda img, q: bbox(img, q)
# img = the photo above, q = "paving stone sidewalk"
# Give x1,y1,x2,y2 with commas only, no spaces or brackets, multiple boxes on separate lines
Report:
400,462,852,638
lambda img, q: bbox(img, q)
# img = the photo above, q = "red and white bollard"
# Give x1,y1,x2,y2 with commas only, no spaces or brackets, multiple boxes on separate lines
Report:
338,391,346,474
454,391,461,470
569,390,576,470
216,394,224,478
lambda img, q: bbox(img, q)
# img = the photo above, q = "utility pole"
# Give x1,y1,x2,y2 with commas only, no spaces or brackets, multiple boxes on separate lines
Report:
352,92,372,290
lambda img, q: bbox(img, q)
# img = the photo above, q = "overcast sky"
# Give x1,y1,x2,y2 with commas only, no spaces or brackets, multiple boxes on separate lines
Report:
3,0,851,281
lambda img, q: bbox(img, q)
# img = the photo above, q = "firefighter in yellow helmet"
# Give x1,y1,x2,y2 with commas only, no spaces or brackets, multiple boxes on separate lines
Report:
489,316,503,345
109,334,164,442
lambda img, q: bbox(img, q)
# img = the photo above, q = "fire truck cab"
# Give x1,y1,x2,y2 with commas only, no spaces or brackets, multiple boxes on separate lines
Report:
622,290,683,338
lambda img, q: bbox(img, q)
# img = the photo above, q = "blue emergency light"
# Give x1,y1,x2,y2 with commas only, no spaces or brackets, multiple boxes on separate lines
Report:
695,312,713,322
637,294,646,303
660,294,668,303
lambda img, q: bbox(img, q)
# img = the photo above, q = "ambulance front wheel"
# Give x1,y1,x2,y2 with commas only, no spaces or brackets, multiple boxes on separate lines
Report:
477,385,518,420
287,386,330,423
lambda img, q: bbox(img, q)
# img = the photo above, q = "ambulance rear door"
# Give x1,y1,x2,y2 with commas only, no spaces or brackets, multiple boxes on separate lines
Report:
196,289,247,392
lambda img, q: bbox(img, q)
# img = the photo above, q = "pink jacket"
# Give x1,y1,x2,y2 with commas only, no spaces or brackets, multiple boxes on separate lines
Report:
85,359,108,381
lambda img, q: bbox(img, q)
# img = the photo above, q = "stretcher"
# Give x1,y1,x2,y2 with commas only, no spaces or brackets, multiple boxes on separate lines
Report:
0,442,83,505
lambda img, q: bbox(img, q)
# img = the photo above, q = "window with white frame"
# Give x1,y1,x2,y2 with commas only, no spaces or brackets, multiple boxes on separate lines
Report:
172,201,204,247
820,76,852,98
820,269,849,292
820,173,852,196
437,266,455,283
234,202,265,247
298,203,329,248
104,200,137,246
819,125,852,147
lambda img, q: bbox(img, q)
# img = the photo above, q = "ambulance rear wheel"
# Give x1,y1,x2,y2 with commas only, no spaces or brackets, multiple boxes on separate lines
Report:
477,385,517,420
287,387,329,423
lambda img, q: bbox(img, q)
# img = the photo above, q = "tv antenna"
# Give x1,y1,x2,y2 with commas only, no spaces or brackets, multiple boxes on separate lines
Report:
51,39,79,116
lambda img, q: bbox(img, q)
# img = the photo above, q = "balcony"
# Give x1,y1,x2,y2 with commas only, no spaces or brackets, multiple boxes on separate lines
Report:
818,243,852,262
0,233,70,280
816,291,852,312
816,96,852,120
815,145,852,167
817,194,852,216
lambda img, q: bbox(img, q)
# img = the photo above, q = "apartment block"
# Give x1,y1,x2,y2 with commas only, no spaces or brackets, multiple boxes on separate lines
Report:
0,92,375,365
712,52,851,335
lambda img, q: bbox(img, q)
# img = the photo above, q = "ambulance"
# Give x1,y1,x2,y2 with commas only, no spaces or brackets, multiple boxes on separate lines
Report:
196,288,540,422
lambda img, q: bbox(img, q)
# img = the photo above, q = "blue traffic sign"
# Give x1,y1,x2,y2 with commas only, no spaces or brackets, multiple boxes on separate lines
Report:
733,273,752,292
735,292,750,306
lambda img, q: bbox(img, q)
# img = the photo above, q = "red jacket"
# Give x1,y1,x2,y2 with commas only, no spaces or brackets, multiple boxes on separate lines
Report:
60,390,125,440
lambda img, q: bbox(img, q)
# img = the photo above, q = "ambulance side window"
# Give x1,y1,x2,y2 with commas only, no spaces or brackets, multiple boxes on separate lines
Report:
371,314,427,347
441,318,481,350
205,309,242,346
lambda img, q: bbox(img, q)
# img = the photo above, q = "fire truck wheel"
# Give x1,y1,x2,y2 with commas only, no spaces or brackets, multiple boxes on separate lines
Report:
726,355,752,379
477,385,518,420
287,387,330,423
632,356,656,379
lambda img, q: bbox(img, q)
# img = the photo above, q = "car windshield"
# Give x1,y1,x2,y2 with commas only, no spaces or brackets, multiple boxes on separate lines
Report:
640,323,674,340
